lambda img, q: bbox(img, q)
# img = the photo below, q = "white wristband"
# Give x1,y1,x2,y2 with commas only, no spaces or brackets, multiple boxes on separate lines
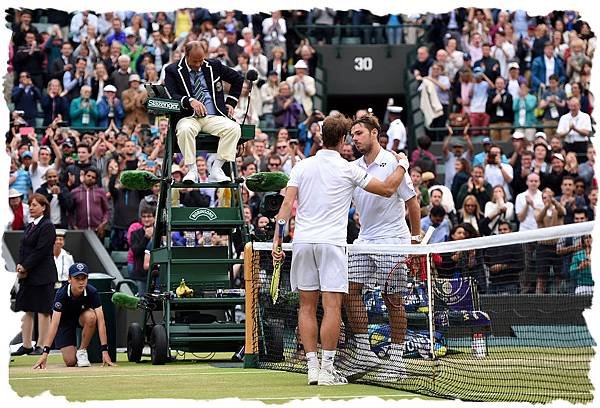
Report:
397,158,409,172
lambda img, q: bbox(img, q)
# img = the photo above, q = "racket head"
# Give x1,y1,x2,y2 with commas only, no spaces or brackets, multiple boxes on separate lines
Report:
382,259,406,310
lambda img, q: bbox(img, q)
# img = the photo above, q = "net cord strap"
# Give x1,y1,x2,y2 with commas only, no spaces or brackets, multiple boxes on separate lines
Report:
252,221,594,254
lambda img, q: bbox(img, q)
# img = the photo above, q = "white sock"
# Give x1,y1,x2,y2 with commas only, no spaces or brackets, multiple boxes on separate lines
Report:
187,163,198,174
321,350,336,371
355,333,371,350
306,351,319,369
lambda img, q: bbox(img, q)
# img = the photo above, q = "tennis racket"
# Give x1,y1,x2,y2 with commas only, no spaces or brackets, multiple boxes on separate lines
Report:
270,219,287,304
383,227,435,310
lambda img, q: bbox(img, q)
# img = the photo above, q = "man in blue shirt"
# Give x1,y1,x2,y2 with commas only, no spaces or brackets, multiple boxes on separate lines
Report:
420,205,450,243
33,263,115,369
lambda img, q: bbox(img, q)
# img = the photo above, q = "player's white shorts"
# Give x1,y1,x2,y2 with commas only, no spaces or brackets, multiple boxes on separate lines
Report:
290,243,348,293
349,236,409,294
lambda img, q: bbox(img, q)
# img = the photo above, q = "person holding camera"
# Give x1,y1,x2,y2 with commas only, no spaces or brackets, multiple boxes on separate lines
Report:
14,32,45,90
11,71,42,126
483,144,514,201
96,84,125,128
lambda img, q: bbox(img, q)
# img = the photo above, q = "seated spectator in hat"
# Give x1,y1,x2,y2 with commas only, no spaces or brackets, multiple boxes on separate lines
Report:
472,137,509,167
10,156,33,202
541,152,568,197
484,221,522,294
7,189,31,231
69,85,98,129
506,61,527,101
32,262,116,369
420,205,450,244
122,74,149,127
286,59,316,118
512,83,538,141
53,229,74,288
96,84,125,129
442,124,473,188
35,168,73,229
508,131,527,168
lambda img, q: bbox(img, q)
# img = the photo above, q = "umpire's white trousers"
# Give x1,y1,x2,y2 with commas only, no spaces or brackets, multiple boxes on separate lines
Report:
176,115,241,164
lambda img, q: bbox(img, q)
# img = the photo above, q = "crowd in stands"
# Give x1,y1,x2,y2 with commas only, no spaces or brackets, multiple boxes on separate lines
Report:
5,8,596,296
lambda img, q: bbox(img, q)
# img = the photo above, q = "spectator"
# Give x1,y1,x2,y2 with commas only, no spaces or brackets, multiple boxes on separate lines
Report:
266,154,283,173
110,55,132,98
484,221,523,294
542,153,568,197
267,46,288,82
451,158,471,203
512,82,537,140
564,152,580,179
35,168,72,229
457,194,484,234
421,205,450,244
105,17,126,46
273,82,303,128
11,71,42,126
13,32,45,90
530,141,550,175
555,97,592,161
472,136,509,167
10,156,33,202
69,85,98,129
423,62,451,140
410,46,434,80
531,41,567,93
41,79,69,126
249,42,268,83
234,81,260,125
49,42,75,81
534,188,565,294
286,60,316,118
7,189,31,231
262,11,287,56
511,150,534,196
121,33,144,71
385,106,407,152
483,185,515,235
411,134,437,175
557,175,587,224
474,42,501,83
410,167,430,216
466,32,483,65
483,144,513,200
453,67,473,116
578,144,595,186
70,168,109,238
260,70,279,128
130,207,155,295
97,84,125,129
12,194,56,357
61,56,89,101
122,74,149,127
515,172,544,293
468,67,493,136
30,136,62,191
566,38,592,84
492,30,516,79
537,74,567,138
11,9,39,48
456,165,492,209
486,76,514,141
52,229,74,286
587,187,598,221
568,82,593,116
569,233,593,295
505,61,527,101
109,167,146,251
69,10,98,45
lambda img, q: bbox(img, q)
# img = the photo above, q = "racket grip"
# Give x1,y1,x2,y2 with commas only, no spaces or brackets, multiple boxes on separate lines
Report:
276,219,286,239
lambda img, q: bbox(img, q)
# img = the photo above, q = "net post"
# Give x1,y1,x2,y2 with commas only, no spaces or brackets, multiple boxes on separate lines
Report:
244,242,259,368
426,252,435,360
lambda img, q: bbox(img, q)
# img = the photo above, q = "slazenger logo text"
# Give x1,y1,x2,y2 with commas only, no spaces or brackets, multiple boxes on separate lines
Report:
189,208,218,221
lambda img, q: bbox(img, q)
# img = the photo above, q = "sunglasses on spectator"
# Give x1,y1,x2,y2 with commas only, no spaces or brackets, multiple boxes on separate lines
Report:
277,145,287,149
268,162,280,167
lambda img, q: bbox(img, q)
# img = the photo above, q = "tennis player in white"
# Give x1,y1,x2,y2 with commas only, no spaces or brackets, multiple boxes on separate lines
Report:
345,114,422,382
273,113,410,386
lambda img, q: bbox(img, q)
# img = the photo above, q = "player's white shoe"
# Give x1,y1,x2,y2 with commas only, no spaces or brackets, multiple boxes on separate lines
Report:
336,347,382,378
76,349,91,367
318,368,348,386
308,367,320,385
366,357,406,383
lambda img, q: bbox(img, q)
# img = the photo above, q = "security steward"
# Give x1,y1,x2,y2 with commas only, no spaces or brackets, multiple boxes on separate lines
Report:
33,263,116,368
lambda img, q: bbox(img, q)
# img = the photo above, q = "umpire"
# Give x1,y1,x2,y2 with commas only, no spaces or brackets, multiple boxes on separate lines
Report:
33,263,116,368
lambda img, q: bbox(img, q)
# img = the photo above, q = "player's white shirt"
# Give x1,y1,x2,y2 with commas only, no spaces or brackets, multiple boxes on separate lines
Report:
352,148,416,241
386,118,407,151
288,149,372,246
515,189,544,231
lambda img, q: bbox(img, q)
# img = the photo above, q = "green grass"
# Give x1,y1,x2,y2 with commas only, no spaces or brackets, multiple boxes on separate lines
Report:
9,353,435,403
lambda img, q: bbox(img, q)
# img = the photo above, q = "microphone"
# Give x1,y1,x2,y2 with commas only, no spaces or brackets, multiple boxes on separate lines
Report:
120,170,161,190
241,69,259,127
245,171,289,192
111,292,141,310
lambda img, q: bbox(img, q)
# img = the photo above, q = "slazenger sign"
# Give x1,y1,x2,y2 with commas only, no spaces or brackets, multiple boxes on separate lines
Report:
147,99,180,112
189,208,218,221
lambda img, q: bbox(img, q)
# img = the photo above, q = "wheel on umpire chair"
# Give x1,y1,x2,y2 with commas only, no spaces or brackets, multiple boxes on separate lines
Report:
127,322,144,362
150,324,168,365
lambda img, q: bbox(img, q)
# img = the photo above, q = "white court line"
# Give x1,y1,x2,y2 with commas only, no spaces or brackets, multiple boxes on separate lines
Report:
10,370,272,380
246,394,419,400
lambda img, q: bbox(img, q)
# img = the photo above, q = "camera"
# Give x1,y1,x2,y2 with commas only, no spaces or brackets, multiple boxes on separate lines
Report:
487,154,497,164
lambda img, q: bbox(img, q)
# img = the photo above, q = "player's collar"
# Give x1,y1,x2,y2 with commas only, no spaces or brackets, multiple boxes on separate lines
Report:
358,147,388,169
316,149,341,158
67,284,87,298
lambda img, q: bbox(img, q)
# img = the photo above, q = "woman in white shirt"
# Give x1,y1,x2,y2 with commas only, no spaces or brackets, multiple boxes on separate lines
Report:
484,185,515,235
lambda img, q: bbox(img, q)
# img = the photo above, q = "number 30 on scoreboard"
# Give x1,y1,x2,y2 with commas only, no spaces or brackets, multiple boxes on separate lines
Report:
353,56,373,72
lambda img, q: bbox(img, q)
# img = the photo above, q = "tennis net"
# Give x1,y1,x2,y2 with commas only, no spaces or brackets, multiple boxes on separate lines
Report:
244,221,595,403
